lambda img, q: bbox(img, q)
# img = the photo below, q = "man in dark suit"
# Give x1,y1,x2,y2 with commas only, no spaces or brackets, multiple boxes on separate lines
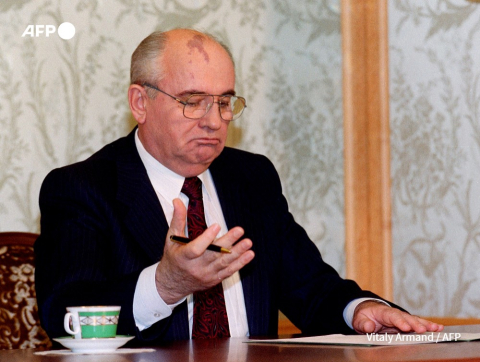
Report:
35,28,442,343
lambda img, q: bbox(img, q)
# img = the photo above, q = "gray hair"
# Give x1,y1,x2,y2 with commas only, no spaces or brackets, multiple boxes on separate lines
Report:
130,31,168,87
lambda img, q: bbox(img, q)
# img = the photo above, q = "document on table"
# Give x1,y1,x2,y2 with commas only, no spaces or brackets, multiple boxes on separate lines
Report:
247,332,480,346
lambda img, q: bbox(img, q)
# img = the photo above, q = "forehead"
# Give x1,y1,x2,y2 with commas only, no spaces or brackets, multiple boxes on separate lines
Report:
186,34,211,62
160,33,235,93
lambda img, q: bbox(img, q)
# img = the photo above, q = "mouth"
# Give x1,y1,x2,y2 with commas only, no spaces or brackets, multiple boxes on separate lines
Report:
195,138,221,146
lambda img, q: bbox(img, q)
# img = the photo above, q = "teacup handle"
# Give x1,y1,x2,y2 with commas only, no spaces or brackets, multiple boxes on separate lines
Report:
64,312,81,336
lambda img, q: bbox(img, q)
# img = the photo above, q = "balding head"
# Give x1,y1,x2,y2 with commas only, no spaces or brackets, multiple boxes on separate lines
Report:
130,29,234,90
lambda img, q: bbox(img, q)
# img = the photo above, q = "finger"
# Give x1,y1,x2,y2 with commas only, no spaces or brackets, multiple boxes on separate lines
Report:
404,315,443,332
186,226,245,258
216,249,255,280
213,227,245,248
353,312,377,334
228,237,253,257
397,314,443,333
214,237,253,268
183,223,221,259
394,315,422,333
372,309,441,334
169,198,187,237
384,311,431,333
371,308,415,333
209,238,254,283
422,319,444,332
401,315,427,333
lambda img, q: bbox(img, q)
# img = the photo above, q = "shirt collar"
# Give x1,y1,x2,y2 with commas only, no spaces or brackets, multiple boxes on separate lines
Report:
134,130,215,205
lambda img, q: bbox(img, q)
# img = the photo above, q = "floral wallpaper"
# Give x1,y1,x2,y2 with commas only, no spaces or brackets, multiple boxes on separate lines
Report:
4,0,478,320
0,1,345,273
390,0,480,317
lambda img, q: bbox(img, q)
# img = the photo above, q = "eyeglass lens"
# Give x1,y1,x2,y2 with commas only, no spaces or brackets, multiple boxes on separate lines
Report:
184,95,246,121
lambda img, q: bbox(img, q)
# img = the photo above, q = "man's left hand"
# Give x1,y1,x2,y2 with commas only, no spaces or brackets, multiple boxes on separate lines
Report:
352,301,444,334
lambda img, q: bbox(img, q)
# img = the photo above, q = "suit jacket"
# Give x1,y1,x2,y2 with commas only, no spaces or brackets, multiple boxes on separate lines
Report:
35,128,382,343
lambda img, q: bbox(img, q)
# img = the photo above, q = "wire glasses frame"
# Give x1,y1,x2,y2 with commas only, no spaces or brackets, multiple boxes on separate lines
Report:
142,83,246,121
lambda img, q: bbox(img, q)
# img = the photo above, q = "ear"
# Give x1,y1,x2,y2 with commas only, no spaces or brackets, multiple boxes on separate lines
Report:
128,84,147,124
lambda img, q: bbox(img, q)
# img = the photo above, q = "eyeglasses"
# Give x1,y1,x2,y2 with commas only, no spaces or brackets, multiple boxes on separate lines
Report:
142,83,246,121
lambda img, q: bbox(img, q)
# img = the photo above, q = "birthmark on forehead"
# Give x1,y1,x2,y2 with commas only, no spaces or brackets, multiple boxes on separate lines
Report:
187,35,210,63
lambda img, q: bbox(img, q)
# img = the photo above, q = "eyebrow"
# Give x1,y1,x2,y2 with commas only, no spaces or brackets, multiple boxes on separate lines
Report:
177,89,237,97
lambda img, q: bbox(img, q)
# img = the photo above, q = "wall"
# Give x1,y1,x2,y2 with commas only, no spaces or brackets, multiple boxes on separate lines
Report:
0,0,345,273
390,0,480,317
6,0,478,320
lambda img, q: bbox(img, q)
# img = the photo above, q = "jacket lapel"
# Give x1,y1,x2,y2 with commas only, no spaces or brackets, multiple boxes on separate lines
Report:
114,130,169,262
210,149,272,336
110,129,189,340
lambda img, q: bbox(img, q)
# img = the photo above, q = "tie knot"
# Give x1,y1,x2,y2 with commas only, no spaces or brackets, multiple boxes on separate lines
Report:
181,176,202,201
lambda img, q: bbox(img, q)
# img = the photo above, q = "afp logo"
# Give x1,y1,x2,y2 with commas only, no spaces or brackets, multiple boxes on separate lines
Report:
22,22,76,40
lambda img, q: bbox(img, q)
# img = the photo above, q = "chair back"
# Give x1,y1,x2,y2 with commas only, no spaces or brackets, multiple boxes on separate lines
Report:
0,232,51,349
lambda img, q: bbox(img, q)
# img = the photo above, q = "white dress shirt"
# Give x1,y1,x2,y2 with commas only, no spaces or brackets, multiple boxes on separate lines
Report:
132,131,249,337
132,130,383,336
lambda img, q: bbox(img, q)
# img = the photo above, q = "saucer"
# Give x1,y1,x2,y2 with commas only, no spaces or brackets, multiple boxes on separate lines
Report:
53,335,134,353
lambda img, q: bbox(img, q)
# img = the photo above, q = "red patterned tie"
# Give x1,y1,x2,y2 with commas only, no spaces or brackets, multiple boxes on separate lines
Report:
181,176,230,339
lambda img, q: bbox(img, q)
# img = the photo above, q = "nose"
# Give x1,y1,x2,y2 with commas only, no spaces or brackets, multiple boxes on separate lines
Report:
198,101,224,130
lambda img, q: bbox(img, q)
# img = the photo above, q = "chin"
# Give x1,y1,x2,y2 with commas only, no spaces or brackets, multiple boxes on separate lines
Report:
197,145,223,161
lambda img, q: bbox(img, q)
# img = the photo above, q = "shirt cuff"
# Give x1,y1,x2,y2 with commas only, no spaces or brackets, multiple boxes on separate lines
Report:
343,298,390,330
133,262,185,331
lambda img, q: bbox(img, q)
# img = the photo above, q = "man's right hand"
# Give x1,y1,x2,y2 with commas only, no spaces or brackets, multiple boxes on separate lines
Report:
154,198,255,304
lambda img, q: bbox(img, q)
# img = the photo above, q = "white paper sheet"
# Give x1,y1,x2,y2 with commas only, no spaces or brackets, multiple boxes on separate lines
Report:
247,332,480,346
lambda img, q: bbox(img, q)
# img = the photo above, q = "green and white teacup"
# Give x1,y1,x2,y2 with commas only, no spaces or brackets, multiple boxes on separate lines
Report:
64,306,121,339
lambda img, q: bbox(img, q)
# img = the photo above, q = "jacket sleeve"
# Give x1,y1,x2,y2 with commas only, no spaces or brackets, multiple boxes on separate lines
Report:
241,153,399,335
35,162,188,342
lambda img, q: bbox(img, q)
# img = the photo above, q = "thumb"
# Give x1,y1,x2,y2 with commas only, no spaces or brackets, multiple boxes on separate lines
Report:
169,198,187,237
353,313,376,334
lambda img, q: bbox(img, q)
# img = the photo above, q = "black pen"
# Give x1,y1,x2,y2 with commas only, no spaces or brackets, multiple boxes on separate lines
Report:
169,235,232,254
